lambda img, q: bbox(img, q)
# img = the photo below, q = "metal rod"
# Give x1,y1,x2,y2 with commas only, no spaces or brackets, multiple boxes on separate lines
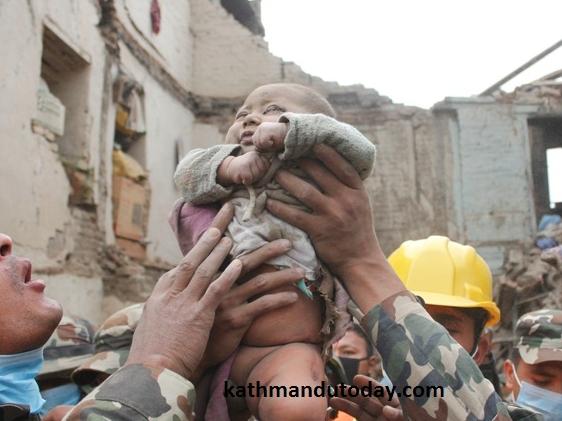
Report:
479,39,562,96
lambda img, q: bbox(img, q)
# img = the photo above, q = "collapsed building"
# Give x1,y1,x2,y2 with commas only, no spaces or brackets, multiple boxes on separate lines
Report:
495,219,561,360
0,0,560,330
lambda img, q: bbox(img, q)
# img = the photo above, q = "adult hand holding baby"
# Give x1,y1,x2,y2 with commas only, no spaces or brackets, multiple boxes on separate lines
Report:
132,200,303,381
203,239,302,367
125,205,242,381
267,144,406,314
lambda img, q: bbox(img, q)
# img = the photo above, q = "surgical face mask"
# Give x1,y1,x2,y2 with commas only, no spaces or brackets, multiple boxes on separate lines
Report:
0,347,45,413
516,382,562,420
511,361,562,420
378,369,393,388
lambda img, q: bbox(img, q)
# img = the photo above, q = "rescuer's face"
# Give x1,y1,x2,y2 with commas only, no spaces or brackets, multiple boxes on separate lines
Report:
0,233,62,354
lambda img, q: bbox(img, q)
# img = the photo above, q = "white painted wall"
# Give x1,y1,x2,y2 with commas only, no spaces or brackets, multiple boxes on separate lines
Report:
116,0,193,91
0,0,104,268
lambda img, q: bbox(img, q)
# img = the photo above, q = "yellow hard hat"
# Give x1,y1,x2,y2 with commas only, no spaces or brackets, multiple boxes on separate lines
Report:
388,236,500,327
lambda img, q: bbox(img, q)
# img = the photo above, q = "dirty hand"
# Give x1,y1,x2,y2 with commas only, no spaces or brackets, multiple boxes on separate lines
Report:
329,375,404,421
202,239,302,367
266,144,380,280
253,121,288,152
218,152,270,186
267,145,404,312
126,204,242,381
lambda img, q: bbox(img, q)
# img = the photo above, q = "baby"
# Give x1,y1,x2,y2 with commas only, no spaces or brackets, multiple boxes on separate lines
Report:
174,83,375,420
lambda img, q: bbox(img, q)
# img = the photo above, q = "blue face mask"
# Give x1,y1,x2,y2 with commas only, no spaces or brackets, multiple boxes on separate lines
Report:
40,383,81,415
0,347,45,413
378,368,393,388
516,381,562,421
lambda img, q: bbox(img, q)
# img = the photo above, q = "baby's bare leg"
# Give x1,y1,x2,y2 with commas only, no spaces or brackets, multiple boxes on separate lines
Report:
245,343,327,421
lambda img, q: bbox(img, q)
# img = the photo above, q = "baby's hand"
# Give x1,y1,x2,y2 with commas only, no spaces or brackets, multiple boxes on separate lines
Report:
218,152,270,186
253,122,287,153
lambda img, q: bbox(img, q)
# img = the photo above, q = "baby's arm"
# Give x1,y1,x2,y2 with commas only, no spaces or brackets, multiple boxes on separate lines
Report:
255,113,376,180
174,145,270,205
174,144,240,205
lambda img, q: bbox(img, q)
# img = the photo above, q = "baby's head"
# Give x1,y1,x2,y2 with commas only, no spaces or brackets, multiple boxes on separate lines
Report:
225,83,335,146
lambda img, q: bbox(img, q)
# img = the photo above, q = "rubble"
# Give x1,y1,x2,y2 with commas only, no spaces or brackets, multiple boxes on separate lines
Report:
101,244,171,316
494,219,562,361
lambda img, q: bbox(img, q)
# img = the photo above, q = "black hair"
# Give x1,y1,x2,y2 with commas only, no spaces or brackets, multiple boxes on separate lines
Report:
349,323,374,357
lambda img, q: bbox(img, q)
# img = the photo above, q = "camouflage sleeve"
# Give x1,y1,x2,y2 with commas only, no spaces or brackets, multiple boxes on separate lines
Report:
64,364,195,420
361,290,512,421
278,112,376,179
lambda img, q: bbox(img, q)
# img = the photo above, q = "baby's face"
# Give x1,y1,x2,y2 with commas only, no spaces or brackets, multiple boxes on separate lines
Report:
226,84,314,151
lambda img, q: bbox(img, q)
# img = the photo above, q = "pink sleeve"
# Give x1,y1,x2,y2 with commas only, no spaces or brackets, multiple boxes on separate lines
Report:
168,200,219,256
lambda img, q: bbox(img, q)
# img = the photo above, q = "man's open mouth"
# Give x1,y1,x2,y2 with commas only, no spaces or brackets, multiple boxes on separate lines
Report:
19,259,45,292
23,260,32,284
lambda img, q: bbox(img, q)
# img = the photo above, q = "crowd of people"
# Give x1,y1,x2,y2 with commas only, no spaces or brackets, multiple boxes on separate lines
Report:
1,83,561,421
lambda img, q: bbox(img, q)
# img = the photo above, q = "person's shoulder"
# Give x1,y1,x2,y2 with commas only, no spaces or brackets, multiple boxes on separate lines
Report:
72,304,144,388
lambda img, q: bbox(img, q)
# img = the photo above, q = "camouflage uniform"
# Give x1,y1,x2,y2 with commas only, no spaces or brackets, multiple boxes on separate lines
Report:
514,309,562,365
63,304,195,420
69,295,519,420
63,363,196,420
359,290,514,420
500,309,562,421
72,304,143,394
39,314,95,380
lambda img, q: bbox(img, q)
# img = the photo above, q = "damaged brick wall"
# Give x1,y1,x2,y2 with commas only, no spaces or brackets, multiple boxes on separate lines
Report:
494,221,562,365
101,244,169,315
2,0,497,324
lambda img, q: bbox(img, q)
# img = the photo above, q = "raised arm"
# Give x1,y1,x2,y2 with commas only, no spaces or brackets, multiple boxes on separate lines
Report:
64,205,241,420
266,145,511,421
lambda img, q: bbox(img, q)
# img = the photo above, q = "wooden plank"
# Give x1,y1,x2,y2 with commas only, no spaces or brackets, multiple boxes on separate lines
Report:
480,39,562,96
